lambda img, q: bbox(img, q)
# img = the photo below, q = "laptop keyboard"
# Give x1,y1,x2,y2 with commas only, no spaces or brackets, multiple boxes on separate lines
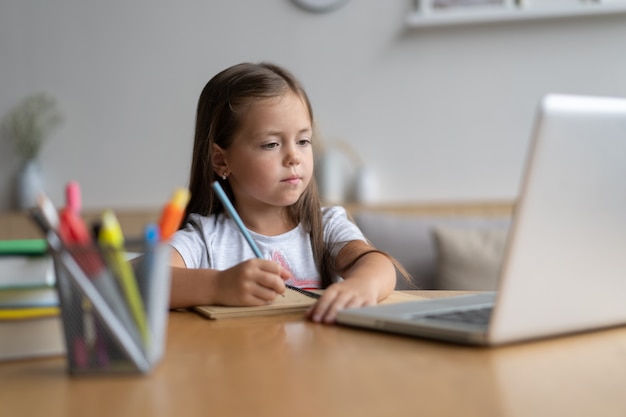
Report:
421,306,493,325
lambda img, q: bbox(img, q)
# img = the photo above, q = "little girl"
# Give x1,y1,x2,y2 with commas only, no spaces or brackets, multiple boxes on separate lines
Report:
168,62,402,324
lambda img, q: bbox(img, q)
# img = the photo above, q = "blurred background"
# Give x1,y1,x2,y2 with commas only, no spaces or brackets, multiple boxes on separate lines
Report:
1,0,625,211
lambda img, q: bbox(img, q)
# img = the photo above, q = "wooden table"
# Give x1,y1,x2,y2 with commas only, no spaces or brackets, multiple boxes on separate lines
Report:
2,291,626,417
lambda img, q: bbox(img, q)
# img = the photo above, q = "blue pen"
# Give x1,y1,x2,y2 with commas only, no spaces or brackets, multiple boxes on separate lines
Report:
211,182,321,299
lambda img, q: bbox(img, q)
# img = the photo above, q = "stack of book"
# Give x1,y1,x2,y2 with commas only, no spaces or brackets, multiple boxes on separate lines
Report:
0,239,64,361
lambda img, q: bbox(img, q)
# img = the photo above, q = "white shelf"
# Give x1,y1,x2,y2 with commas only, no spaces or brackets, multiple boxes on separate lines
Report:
406,1,626,28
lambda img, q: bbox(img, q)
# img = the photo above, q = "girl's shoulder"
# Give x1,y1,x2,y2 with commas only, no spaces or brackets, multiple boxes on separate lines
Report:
320,205,365,246
321,205,351,224
322,206,348,217
322,204,348,215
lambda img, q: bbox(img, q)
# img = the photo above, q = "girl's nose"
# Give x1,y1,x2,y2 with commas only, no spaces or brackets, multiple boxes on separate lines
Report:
284,145,300,166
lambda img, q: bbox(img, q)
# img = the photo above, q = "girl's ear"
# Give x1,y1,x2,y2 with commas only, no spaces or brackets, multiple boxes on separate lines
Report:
211,144,228,176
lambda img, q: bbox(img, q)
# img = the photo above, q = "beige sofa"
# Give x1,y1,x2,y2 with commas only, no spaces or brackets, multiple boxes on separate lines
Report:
348,202,514,291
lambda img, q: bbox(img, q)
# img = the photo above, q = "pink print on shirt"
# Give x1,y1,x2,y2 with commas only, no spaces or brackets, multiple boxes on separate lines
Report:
271,250,319,289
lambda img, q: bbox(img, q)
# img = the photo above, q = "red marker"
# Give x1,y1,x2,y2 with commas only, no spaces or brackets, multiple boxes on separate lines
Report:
58,181,91,245
66,180,82,214
158,188,191,241
57,181,99,369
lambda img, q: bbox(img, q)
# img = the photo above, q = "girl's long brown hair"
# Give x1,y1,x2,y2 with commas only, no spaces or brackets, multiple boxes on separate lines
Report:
185,62,410,288
185,62,335,287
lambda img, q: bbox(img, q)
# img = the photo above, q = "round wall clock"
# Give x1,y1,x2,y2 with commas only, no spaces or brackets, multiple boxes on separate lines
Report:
291,0,350,13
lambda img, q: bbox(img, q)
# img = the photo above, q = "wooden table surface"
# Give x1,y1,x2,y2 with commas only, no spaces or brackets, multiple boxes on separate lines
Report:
2,291,626,417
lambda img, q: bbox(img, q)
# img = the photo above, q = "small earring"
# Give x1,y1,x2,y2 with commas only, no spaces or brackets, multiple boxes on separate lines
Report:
222,172,228,180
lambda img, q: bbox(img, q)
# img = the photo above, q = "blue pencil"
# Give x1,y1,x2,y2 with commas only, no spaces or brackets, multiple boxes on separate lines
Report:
212,182,263,258
211,181,321,300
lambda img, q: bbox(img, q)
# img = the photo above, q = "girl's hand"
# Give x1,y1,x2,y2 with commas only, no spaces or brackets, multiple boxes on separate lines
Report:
214,259,291,306
305,240,396,324
305,279,378,324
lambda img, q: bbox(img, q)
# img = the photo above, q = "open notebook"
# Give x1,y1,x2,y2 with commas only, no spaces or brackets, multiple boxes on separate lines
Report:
194,289,424,319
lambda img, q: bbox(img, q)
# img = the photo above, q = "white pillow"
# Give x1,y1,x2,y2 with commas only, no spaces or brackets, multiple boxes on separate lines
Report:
432,226,509,291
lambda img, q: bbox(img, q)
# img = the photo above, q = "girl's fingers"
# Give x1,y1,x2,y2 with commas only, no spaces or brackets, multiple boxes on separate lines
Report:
219,259,287,305
279,266,292,281
307,282,378,324
308,291,356,324
247,284,281,305
249,259,289,298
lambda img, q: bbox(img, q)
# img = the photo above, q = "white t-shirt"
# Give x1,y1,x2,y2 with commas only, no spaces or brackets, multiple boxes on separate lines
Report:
169,206,366,289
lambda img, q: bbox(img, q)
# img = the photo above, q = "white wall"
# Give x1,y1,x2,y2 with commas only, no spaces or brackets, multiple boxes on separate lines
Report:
1,0,625,210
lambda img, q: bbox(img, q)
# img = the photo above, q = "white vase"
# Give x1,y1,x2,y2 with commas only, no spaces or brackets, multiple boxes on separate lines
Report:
16,159,44,209
354,167,378,204
316,148,346,203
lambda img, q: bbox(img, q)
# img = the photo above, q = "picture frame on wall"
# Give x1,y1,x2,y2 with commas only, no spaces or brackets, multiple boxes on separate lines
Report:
421,0,515,14
516,0,589,9
407,0,626,27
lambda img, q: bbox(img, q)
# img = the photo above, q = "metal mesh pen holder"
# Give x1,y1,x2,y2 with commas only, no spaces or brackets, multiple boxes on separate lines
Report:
52,242,171,375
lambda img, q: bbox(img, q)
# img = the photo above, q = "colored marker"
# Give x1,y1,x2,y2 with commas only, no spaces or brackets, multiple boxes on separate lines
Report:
36,192,60,231
57,181,92,368
141,223,169,363
99,210,150,348
66,180,82,214
158,188,191,241
138,223,159,303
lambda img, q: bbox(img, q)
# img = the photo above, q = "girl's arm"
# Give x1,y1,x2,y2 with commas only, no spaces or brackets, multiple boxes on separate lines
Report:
169,250,290,309
306,240,396,324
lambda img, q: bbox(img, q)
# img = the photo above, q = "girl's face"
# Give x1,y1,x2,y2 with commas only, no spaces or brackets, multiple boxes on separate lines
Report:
217,92,314,211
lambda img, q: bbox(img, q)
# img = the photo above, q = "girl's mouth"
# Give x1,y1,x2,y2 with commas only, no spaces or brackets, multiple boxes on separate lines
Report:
282,176,301,185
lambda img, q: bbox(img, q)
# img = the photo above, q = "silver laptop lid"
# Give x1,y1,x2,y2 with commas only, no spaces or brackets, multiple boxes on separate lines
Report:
489,94,626,344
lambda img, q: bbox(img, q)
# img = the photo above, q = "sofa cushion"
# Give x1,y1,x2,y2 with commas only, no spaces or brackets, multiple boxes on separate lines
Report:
352,211,510,290
432,226,509,291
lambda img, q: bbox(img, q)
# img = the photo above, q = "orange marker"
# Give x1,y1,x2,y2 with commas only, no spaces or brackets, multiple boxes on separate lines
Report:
158,188,191,241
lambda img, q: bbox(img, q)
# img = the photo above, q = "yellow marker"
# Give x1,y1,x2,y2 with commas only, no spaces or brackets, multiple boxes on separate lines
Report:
98,210,150,348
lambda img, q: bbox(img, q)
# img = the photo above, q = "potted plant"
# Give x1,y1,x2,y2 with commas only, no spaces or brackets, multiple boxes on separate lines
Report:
1,92,62,209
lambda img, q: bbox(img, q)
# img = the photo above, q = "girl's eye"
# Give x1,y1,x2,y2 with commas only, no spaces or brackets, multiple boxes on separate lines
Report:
262,142,279,150
297,138,312,146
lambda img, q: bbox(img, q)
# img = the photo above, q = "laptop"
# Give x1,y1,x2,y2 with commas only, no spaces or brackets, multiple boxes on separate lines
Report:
337,93,626,346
